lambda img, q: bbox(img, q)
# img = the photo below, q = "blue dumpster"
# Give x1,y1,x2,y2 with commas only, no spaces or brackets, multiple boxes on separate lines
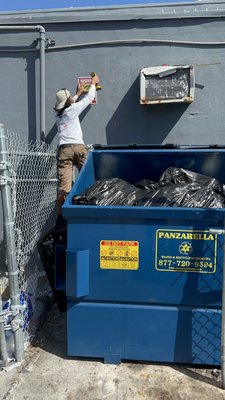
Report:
61,145,225,365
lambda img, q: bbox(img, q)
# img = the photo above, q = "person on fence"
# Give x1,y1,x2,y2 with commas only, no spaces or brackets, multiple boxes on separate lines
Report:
54,73,100,229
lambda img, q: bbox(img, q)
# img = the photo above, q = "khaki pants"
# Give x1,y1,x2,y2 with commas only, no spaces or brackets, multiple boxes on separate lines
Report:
57,144,87,193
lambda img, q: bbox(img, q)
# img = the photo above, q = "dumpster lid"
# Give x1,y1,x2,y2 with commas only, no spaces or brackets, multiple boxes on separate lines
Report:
92,144,225,150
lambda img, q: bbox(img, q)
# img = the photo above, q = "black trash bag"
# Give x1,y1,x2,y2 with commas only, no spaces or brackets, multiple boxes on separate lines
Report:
159,167,223,193
181,187,225,208
72,178,144,206
134,179,160,191
135,183,225,208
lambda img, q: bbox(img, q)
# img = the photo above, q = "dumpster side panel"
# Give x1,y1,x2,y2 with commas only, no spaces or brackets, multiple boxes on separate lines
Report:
66,216,223,307
67,302,221,365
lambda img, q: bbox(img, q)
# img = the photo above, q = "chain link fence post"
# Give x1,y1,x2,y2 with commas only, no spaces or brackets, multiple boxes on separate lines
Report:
0,124,24,362
0,292,8,366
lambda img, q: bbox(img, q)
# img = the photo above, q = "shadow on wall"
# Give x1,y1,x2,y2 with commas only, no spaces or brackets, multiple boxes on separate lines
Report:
44,124,57,145
0,49,37,143
106,76,189,145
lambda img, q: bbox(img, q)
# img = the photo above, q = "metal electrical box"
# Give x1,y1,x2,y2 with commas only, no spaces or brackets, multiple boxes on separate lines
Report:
60,145,224,366
140,65,195,105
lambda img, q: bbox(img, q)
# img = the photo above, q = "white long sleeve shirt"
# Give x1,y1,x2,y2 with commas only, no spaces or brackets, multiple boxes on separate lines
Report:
56,84,96,146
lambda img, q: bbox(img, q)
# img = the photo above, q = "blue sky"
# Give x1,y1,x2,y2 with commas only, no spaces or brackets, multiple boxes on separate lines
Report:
0,0,198,12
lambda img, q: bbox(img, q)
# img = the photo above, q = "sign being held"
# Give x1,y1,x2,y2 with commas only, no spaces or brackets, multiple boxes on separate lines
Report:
78,76,97,105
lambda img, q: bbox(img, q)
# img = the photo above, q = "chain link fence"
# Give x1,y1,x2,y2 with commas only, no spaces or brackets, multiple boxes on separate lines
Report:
6,132,57,339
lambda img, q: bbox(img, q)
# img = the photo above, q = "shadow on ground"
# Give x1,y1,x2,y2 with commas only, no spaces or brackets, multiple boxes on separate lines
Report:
34,303,222,391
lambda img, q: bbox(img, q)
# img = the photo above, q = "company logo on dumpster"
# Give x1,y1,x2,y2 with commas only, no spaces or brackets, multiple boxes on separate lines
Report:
100,240,139,270
155,229,217,273
179,242,193,255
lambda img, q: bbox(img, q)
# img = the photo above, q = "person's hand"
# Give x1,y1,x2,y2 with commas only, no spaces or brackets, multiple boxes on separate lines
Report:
91,74,100,85
76,84,85,97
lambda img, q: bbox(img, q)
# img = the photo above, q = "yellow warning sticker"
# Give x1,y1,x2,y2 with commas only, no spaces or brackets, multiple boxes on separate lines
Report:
100,240,139,270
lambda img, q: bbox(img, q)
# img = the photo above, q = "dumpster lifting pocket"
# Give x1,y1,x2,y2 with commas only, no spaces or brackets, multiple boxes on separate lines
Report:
66,249,89,298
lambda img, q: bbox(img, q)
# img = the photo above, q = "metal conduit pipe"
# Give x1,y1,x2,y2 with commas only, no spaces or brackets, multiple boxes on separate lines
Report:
48,38,225,49
1,37,225,54
0,25,46,140
39,26,46,141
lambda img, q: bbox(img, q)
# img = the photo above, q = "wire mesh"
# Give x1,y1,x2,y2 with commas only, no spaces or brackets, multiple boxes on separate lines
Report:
7,132,57,338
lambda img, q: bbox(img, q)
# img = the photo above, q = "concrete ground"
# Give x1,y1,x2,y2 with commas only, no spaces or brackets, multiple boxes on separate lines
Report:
1,303,225,400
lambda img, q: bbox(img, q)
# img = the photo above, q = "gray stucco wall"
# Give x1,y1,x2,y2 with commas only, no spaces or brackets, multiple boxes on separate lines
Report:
0,2,225,147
